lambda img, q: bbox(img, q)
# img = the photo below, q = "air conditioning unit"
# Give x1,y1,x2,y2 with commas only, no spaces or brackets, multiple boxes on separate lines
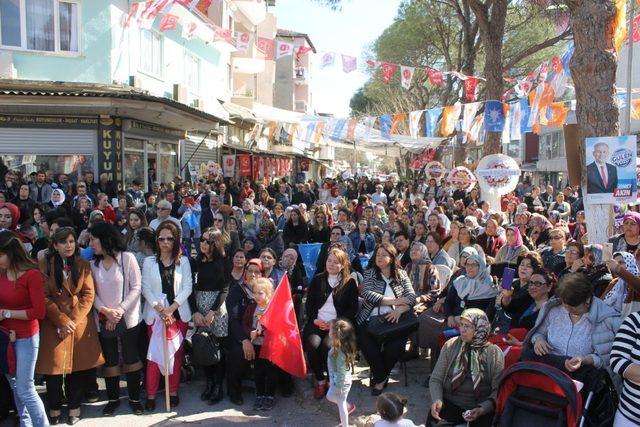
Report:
192,98,204,109
173,84,187,103
319,145,335,160
0,51,17,79
129,75,141,88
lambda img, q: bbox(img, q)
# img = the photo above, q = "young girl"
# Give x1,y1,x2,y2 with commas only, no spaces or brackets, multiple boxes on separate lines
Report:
374,392,418,427
326,318,357,427
244,278,276,411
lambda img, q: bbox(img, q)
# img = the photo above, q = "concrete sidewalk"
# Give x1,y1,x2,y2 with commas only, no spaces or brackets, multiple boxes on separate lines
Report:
6,358,431,427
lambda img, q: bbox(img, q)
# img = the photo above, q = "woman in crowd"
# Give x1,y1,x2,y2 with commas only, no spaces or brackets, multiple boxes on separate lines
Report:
12,183,35,225
225,258,263,405
316,226,347,274
212,210,241,261
133,227,156,270
240,198,261,238
405,242,441,312
141,221,192,410
279,248,306,318
611,211,640,253
304,248,359,399
524,273,621,384
37,227,104,425
192,228,229,405
123,209,148,253
308,209,331,244
349,218,376,258
528,213,553,248
441,221,460,252
256,219,284,259
447,225,485,267
493,226,527,266
0,230,48,426
71,197,92,234
425,232,456,272
540,228,567,273
412,221,428,245
475,219,505,263
611,309,640,426
259,247,284,288
427,213,447,241
428,309,503,427
570,210,588,243
0,202,30,245
556,241,585,280
548,193,571,221
282,207,309,247
89,222,144,416
336,208,355,235
497,253,542,324
600,252,640,316
230,248,248,286
94,193,117,225
272,203,286,232
356,242,416,396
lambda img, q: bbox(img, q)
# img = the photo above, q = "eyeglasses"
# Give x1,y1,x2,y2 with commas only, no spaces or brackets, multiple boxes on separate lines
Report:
199,237,212,244
466,262,479,268
157,236,175,242
458,323,474,331
529,280,547,288
214,218,224,222
550,235,563,240
158,207,170,211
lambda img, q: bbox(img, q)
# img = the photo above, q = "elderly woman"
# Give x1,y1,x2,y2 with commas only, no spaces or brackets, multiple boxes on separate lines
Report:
256,219,284,259
426,232,456,272
556,241,586,280
475,219,505,262
428,309,504,427
493,226,527,266
611,211,640,254
523,273,621,388
406,242,441,310
356,242,416,396
528,213,553,248
548,193,571,221
540,228,567,273
601,252,640,316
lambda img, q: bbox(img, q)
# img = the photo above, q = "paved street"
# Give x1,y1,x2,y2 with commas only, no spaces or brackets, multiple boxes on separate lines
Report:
4,359,430,427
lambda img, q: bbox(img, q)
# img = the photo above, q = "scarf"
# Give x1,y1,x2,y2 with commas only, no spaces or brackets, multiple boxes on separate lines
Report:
279,248,298,274
451,308,491,396
51,188,66,207
409,242,430,292
453,253,497,301
604,251,639,312
438,213,451,233
505,226,523,261
586,244,603,266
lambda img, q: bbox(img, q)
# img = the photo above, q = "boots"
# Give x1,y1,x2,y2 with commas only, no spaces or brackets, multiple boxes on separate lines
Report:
208,383,223,405
200,380,214,401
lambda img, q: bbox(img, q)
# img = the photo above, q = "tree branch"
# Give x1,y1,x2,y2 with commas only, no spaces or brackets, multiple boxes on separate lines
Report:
503,28,572,71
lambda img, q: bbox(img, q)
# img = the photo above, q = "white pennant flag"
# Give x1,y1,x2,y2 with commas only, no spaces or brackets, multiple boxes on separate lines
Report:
235,31,253,53
462,102,480,135
400,66,415,90
320,52,336,69
275,41,294,59
502,106,512,145
408,110,423,138
509,101,522,141
181,21,197,40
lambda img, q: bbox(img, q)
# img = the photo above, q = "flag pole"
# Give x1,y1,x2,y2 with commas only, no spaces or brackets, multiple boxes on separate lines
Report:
624,0,635,134
163,322,170,412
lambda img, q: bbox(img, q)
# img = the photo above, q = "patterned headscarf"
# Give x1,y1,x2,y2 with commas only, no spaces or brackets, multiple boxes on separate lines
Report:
410,241,430,264
451,308,491,396
529,213,552,232
279,248,298,273
585,244,603,266
604,251,639,312
453,253,497,301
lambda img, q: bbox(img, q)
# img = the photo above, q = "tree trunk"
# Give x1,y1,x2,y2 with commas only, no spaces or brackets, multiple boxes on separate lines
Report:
566,0,619,244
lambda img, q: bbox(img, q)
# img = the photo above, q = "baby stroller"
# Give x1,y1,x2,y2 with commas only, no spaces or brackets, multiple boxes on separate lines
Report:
494,361,618,427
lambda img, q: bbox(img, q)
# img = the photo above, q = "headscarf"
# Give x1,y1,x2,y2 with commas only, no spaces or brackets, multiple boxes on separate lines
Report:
604,251,639,312
453,253,497,301
623,211,640,230
548,210,561,224
51,188,66,207
585,244,603,266
451,308,491,396
0,202,20,230
410,241,430,264
516,203,528,214
283,206,293,222
529,213,552,231
409,241,431,293
464,215,480,231
438,213,451,233
505,226,523,262
279,248,298,273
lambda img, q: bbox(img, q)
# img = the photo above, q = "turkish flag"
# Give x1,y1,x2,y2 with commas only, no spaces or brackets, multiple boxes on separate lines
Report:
159,13,179,32
259,275,307,378
464,77,480,102
380,62,398,83
238,154,251,177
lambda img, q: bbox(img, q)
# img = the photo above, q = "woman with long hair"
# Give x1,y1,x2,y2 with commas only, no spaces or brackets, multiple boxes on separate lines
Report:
282,208,309,247
356,242,416,396
192,228,230,405
309,209,331,243
0,230,48,426
212,210,241,262
123,209,148,254
89,222,144,416
37,227,104,425
141,221,192,410
303,248,359,399
348,218,376,257
256,219,284,259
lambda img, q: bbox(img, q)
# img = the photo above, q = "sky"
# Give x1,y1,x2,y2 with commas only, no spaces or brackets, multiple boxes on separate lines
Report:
271,0,402,118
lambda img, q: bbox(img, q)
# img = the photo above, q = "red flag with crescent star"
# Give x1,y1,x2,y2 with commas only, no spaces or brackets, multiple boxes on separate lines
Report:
259,274,307,377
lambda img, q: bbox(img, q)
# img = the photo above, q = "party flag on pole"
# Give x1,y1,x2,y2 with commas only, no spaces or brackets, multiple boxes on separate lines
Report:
484,100,506,132
464,77,480,102
235,31,252,52
400,66,415,90
425,68,445,86
379,115,392,139
296,46,314,56
380,62,398,83
408,110,423,138
425,108,442,137
276,42,294,59
257,37,275,60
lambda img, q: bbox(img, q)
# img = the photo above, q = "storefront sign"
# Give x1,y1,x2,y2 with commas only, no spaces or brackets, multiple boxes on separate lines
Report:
0,114,98,128
222,155,236,178
123,119,185,140
98,117,124,191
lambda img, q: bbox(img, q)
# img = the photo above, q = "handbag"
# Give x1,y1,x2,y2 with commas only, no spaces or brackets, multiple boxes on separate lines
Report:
191,327,221,366
99,253,128,338
367,306,419,343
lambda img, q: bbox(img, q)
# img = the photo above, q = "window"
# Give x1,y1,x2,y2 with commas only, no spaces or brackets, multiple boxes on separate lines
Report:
140,29,162,77
0,0,79,52
1,154,93,182
227,62,232,91
184,52,199,92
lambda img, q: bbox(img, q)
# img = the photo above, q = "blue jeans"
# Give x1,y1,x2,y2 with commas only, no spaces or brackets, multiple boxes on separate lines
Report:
6,333,49,427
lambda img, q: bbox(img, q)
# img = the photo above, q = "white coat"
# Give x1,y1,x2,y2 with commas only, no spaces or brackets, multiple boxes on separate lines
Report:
141,255,193,324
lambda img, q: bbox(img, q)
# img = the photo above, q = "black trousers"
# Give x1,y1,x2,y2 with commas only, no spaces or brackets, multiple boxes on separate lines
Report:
253,345,276,397
225,341,252,399
0,375,15,416
303,324,331,381
203,339,226,386
426,398,494,427
357,324,408,385
45,369,93,411
99,326,142,402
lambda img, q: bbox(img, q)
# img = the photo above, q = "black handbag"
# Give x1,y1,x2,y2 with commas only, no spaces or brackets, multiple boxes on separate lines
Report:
367,306,419,343
99,253,128,338
191,327,221,366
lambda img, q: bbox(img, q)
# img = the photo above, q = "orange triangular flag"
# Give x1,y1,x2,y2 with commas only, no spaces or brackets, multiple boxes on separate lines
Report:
390,113,407,134
441,104,461,137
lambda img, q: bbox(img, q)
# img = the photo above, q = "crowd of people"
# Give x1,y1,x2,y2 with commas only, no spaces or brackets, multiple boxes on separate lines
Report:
2,161,640,426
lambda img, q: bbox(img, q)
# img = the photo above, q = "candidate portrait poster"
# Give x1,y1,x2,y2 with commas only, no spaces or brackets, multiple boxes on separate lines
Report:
585,135,637,205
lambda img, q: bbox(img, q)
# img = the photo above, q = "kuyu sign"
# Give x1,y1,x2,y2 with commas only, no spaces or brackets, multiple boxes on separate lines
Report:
476,154,521,212
424,161,446,181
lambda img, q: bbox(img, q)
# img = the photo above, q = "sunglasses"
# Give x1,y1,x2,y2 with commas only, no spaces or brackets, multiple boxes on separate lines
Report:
199,237,212,244
157,236,175,242
214,218,224,222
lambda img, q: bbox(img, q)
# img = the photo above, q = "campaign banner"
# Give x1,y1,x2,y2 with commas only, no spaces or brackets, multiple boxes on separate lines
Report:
222,154,236,178
238,154,251,177
298,243,323,280
585,136,637,205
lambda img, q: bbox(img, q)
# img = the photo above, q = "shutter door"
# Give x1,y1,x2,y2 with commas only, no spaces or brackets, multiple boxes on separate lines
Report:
0,128,96,154
183,137,219,171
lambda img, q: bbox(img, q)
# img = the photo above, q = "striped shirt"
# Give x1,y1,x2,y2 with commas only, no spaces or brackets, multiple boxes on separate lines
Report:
610,311,640,424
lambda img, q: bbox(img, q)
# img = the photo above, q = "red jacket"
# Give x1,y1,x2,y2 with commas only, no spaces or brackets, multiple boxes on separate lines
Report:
0,269,46,339
95,206,117,224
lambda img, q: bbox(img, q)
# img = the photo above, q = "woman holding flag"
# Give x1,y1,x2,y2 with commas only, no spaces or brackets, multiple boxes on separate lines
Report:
141,221,192,411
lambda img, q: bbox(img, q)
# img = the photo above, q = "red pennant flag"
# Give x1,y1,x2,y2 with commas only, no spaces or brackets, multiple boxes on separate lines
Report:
259,275,307,378
551,56,563,73
380,62,398,84
425,68,444,86
464,77,480,102
257,37,275,60
296,46,314,56
366,59,380,69
238,154,252,177
633,14,640,42
159,13,179,32
123,2,139,28
213,25,236,46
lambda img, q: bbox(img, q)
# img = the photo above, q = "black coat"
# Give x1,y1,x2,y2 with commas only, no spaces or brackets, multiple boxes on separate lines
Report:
226,282,253,344
283,222,309,247
304,273,359,323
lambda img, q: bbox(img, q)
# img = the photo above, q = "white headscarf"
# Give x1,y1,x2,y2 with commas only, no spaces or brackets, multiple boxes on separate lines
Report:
51,188,66,207
438,213,451,233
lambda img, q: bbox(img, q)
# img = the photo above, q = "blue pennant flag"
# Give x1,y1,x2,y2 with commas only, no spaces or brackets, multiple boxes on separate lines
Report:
305,122,315,143
425,107,442,137
331,119,346,141
379,114,392,140
519,98,532,134
484,100,506,132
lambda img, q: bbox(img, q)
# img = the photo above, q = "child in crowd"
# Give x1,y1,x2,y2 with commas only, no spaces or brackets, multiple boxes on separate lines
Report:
326,319,357,427
374,392,418,427
245,278,276,411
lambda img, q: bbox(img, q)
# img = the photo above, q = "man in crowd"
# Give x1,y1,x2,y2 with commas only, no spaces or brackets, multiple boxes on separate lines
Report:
29,171,52,204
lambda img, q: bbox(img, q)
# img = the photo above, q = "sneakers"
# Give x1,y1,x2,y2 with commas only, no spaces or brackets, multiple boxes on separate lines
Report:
102,400,120,417
253,396,265,410
313,381,329,400
347,402,356,415
261,396,275,411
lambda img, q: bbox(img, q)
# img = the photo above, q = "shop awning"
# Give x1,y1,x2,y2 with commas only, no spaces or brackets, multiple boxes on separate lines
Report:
222,101,263,124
